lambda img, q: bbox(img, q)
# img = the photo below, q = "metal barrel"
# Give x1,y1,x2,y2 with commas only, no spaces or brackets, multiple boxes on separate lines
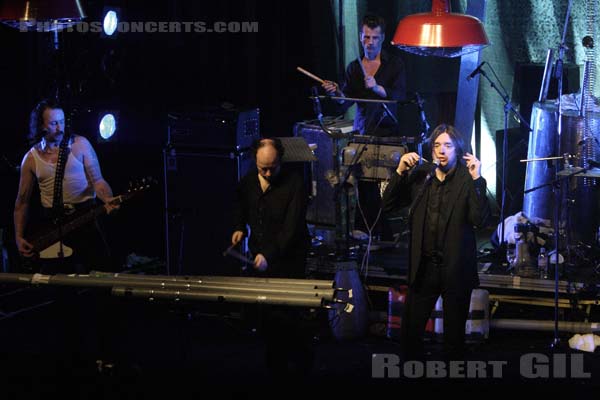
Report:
560,109,600,245
523,101,559,222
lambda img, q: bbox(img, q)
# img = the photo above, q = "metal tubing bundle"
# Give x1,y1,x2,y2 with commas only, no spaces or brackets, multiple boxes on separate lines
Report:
89,271,336,289
0,272,341,308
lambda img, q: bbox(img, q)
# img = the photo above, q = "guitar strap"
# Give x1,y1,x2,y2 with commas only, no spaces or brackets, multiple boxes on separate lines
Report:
51,132,72,220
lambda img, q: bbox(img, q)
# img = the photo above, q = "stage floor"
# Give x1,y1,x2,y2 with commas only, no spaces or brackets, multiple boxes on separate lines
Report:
1,225,600,394
1,299,599,395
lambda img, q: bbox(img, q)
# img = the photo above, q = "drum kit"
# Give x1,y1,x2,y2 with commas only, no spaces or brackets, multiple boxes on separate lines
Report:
296,65,423,251
515,0,600,277
522,97,600,271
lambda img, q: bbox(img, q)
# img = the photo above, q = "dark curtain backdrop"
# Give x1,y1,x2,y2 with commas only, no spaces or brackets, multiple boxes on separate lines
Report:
1,0,597,267
0,0,338,268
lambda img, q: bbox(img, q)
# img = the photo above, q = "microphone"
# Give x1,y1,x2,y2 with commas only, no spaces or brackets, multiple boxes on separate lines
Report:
311,86,323,121
466,61,486,81
425,159,441,181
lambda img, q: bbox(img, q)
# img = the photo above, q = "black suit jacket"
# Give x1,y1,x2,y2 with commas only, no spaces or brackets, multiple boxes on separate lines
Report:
382,163,490,290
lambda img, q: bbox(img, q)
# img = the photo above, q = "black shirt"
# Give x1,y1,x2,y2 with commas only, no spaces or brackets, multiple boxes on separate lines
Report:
339,50,406,136
422,168,458,262
232,166,309,277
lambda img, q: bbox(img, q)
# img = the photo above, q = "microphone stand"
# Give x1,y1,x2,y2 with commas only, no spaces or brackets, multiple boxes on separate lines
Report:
406,163,439,251
477,65,532,261
310,89,352,257
549,0,573,351
415,92,430,165
337,136,376,256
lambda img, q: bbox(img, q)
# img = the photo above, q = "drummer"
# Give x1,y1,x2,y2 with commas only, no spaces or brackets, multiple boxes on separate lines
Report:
321,14,406,137
322,14,407,239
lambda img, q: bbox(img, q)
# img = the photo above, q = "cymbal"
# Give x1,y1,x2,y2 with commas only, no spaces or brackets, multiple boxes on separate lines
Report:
557,166,600,178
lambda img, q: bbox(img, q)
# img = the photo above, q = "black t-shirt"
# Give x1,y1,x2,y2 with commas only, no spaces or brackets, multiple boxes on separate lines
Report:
339,50,406,136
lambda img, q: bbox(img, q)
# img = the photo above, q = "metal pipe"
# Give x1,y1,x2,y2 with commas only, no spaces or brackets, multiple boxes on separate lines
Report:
0,272,336,304
111,286,326,308
490,319,600,333
90,271,335,289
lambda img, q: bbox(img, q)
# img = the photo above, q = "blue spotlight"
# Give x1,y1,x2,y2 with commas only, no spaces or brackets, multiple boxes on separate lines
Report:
103,10,119,36
99,113,117,140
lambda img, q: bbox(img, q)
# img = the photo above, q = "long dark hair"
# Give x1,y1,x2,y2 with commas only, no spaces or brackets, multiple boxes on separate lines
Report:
28,98,63,145
428,123,466,164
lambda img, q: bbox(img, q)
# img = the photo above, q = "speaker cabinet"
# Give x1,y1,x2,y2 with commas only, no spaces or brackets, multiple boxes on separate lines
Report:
163,148,252,275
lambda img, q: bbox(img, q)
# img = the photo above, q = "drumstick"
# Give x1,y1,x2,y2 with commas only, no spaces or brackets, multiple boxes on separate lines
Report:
223,244,254,265
296,66,325,84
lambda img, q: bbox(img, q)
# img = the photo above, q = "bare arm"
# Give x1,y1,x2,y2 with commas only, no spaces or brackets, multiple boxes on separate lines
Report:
14,153,36,256
76,137,118,212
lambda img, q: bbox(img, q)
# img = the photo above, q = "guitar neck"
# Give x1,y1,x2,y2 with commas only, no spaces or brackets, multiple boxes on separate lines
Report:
31,198,122,253
27,180,151,254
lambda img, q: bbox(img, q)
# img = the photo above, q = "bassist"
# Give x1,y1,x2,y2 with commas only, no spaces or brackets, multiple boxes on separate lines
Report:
13,98,119,273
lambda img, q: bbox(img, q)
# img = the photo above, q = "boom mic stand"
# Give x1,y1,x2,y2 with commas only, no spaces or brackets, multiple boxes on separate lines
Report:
476,64,532,259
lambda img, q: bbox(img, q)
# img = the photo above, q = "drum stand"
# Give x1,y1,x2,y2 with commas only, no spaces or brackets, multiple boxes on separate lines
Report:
311,93,406,260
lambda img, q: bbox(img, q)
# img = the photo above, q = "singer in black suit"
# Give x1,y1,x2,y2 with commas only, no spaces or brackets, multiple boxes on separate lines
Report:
382,124,490,360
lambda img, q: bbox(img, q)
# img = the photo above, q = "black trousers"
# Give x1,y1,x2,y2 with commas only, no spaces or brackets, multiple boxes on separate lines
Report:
28,201,117,366
401,261,472,361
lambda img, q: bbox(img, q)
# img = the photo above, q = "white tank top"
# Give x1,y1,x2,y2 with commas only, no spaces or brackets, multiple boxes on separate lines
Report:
29,147,95,208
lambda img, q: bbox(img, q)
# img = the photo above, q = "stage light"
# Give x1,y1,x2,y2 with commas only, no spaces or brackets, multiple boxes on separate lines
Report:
392,0,489,58
103,9,118,36
0,0,86,30
98,112,117,140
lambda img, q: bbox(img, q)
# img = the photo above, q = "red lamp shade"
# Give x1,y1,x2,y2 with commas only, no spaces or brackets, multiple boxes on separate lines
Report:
392,0,489,58
0,0,86,30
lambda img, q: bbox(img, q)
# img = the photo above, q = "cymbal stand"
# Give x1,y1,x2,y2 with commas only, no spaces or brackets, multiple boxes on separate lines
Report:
550,0,573,350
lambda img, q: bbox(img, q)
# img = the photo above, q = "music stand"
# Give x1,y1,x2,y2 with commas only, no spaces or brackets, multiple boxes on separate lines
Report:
277,137,317,163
